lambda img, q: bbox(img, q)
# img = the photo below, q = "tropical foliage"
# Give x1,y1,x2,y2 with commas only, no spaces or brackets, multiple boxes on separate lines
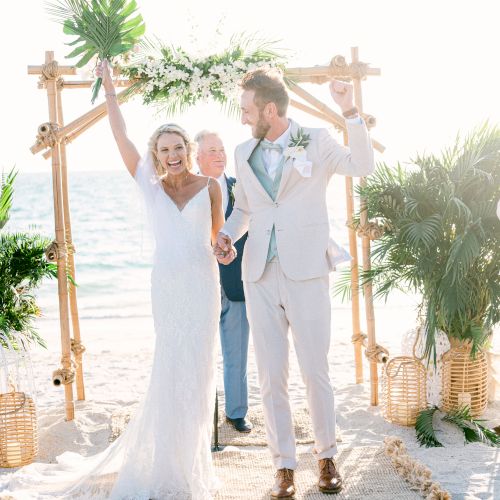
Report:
415,406,500,448
0,233,57,349
121,35,286,117
337,125,500,359
46,0,146,103
0,168,17,230
0,170,57,349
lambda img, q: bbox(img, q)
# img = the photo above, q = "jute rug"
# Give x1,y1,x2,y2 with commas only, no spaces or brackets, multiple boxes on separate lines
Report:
215,404,342,446
110,404,341,446
213,446,422,499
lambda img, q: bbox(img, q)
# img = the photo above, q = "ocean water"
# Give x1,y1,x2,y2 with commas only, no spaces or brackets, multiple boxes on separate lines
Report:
6,171,153,323
5,170,409,333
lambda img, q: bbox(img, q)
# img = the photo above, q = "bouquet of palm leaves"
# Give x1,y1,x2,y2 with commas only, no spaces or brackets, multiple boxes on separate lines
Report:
46,0,146,103
335,124,500,360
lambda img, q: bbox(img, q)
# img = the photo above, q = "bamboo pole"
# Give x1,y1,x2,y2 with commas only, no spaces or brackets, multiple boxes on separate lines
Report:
31,88,130,156
351,46,379,406
287,82,385,153
43,109,108,160
285,64,381,81
44,51,75,420
56,84,86,401
61,80,131,89
28,64,76,76
343,131,364,384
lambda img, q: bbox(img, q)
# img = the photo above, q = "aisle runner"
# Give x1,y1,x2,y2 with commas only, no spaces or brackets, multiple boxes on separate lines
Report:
213,446,421,499
110,404,342,446
215,404,342,446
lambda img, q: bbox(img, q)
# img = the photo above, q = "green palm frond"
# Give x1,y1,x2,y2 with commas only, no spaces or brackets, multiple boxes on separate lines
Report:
443,406,500,446
0,232,57,349
46,0,145,103
415,406,443,448
399,215,442,250
444,222,483,284
0,167,17,230
344,124,500,358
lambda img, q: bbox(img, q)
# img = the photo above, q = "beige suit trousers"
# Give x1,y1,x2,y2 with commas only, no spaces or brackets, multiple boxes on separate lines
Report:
244,260,337,469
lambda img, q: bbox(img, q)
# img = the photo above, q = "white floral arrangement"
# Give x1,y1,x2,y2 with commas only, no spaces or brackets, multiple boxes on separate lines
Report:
122,36,286,116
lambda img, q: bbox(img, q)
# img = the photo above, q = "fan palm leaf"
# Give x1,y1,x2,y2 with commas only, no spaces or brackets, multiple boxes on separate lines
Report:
46,0,145,103
0,167,17,229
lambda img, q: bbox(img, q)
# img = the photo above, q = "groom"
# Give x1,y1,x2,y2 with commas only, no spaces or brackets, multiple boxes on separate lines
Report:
215,68,374,497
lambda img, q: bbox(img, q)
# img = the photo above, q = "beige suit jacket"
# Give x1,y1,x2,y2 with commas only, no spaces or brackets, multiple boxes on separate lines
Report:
223,119,375,282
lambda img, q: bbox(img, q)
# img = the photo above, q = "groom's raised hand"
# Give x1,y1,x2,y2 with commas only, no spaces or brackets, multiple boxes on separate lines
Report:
329,79,354,113
214,232,237,265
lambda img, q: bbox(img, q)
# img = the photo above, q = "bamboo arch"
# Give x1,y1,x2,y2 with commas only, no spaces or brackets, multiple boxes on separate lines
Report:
28,47,388,421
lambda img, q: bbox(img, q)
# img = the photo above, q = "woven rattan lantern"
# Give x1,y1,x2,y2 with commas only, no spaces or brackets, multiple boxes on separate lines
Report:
0,391,38,467
442,346,488,417
0,335,39,467
382,356,427,426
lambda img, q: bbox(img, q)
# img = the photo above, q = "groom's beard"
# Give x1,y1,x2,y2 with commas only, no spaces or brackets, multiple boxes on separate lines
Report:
252,111,271,139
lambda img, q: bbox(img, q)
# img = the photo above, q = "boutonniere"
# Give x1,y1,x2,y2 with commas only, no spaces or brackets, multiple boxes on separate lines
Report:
283,128,313,178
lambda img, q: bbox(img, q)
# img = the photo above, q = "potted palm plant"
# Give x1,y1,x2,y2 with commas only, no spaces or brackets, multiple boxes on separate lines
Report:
339,124,500,415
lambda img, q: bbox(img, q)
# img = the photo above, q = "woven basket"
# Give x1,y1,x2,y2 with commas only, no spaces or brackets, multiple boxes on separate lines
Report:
442,346,488,417
0,391,38,467
382,356,427,426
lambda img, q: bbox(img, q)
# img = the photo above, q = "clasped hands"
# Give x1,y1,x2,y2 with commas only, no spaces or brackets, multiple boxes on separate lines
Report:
213,233,237,265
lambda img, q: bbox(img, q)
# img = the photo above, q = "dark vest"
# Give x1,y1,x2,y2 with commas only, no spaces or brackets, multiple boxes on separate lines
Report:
218,176,247,302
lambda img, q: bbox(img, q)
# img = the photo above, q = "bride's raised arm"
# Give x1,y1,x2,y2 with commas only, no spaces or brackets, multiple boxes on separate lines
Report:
96,59,141,177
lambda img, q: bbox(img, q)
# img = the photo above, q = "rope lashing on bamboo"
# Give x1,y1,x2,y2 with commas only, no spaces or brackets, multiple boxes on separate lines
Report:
52,367,75,386
384,437,451,500
66,242,76,255
356,220,386,240
35,122,60,150
45,240,66,262
52,355,77,386
329,57,369,79
365,344,389,364
37,61,63,89
351,332,367,344
350,61,369,80
362,113,377,128
71,339,86,357
41,61,61,80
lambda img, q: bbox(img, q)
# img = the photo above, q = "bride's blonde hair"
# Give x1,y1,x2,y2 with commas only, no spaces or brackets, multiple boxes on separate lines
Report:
148,123,196,177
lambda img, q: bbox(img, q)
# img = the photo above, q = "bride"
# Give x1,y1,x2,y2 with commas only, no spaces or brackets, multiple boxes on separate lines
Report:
5,60,228,499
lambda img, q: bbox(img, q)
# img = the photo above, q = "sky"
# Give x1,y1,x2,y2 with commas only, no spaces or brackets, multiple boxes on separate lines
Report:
1,0,500,176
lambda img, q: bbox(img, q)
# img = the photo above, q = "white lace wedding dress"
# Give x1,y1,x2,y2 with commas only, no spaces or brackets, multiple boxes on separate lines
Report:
5,156,221,499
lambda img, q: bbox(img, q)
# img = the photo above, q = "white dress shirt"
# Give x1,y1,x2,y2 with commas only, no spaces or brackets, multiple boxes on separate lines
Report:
261,122,291,180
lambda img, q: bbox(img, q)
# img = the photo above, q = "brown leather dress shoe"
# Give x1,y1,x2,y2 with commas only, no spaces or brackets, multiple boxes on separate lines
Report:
271,468,295,498
318,458,343,494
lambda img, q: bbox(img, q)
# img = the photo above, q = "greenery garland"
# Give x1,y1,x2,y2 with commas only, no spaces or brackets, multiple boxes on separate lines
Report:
121,35,286,116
